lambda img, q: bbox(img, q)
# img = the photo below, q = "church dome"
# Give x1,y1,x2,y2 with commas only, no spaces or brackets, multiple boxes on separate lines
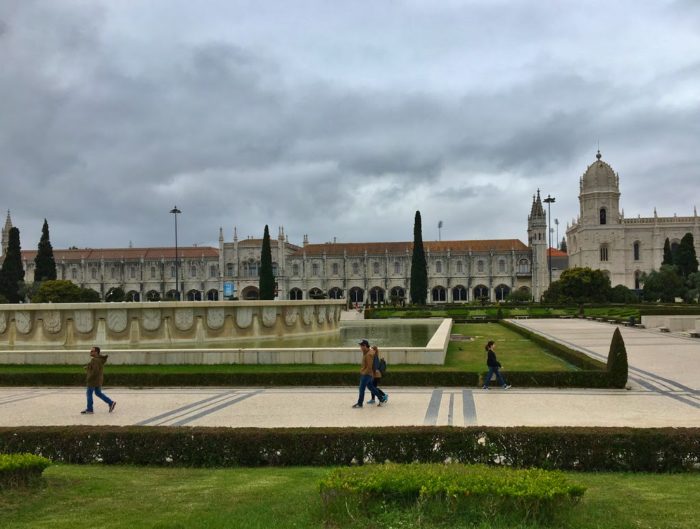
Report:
581,150,618,190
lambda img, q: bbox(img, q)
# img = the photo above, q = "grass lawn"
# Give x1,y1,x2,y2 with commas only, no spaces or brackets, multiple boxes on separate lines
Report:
0,465,698,529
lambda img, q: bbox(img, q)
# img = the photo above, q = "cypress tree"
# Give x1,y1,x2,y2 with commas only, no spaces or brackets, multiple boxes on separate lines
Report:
34,219,57,281
410,211,428,305
259,225,275,300
606,327,629,389
676,232,699,278
662,238,673,266
0,227,25,303
559,237,567,253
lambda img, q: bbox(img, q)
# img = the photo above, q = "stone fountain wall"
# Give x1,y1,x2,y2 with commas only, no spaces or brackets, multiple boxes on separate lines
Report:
0,300,345,348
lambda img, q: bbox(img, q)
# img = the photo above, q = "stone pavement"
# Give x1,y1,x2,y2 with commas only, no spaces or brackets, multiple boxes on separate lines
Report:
0,320,697,429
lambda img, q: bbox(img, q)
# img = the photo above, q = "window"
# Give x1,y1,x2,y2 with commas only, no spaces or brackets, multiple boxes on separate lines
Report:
272,263,278,276
518,259,530,274
151,266,156,279
477,260,484,273
352,262,359,275
600,208,607,225
600,244,609,262
431,286,446,302
456,261,463,273
111,267,116,279
210,265,217,278
227,263,234,276
498,259,505,273
170,265,176,278
292,264,299,276
634,270,641,290
633,241,640,261
91,268,97,280
190,265,197,278
130,266,136,279
452,285,467,301
332,263,339,275
312,263,319,276
289,288,303,300
373,261,380,275
394,261,401,274
435,261,442,273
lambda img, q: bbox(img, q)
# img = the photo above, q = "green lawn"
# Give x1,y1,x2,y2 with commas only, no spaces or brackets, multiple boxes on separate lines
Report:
1,465,698,529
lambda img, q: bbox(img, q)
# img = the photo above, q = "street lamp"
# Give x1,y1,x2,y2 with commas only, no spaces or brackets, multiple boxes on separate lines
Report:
170,206,181,300
554,218,559,249
543,195,556,286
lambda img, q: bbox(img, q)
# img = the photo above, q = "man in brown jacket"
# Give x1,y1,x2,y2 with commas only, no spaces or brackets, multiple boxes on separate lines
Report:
352,339,381,408
81,346,117,414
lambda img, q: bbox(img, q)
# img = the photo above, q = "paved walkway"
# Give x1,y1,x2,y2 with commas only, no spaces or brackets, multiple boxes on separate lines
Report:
0,320,697,428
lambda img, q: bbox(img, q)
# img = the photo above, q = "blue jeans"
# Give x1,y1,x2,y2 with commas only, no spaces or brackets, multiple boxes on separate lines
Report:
86,386,113,411
357,375,379,405
483,367,507,388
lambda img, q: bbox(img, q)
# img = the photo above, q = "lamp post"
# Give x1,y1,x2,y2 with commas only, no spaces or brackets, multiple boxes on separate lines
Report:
543,195,556,286
170,206,181,300
554,218,559,250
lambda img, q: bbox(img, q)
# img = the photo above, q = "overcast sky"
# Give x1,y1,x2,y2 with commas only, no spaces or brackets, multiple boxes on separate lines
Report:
1,0,699,252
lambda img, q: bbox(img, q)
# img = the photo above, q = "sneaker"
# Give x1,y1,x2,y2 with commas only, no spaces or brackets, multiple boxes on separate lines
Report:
381,394,388,404
109,401,117,413
352,403,363,408
503,385,512,390
482,386,490,390
80,410,93,414
366,399,376,405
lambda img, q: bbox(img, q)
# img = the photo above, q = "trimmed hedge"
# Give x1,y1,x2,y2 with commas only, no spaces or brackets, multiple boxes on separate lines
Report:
320,463,586,524
0,453,51,488
1,426,697,472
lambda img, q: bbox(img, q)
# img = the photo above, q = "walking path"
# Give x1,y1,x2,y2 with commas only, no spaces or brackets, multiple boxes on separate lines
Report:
0,320,698,428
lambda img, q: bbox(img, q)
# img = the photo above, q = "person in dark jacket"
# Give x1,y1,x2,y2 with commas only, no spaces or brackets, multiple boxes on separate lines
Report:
367,345,388,405
482,340,511,390
81,346,117,414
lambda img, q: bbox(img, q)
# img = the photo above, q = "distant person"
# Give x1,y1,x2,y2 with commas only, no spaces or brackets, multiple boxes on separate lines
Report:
353,339,381,408
81,346,117,414
482,340,511,390
367,345,388,405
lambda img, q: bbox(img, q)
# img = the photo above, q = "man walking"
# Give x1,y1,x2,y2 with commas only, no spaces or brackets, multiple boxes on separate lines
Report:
81,346,117,414
353,339,384,408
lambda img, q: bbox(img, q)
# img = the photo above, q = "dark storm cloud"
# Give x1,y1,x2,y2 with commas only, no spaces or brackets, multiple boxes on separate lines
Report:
1,1,699,251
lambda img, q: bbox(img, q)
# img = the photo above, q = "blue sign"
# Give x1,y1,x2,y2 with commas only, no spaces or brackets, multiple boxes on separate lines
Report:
224,281,235,298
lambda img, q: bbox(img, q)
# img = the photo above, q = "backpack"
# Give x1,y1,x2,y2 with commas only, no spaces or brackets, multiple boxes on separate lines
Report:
378,358,387,375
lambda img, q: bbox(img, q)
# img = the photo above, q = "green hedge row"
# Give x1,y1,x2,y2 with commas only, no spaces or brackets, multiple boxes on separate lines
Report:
1,426,697,472
320,463,586,524
0,453,51,488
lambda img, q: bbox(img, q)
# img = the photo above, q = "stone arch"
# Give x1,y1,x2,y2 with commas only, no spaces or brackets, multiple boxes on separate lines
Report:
241,286,259,300
146,290,161,302
369,286,385,303
473,284,489,300
431,285,446,302
126,290,140,302
206,289,219,301
186,289,202,301
289,288,303,300
349,287,364,303
328,287,343,299
308,287,325,299
452,285,467,301
494,284,511,301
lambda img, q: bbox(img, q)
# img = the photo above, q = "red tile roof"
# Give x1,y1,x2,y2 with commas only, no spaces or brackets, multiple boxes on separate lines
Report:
20,247,219,262
547,248,568,257
293,239,529,257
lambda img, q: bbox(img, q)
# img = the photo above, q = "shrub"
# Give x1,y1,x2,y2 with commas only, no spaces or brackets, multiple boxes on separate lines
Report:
607,327,629,388
320,463,586,524
0,453,51,488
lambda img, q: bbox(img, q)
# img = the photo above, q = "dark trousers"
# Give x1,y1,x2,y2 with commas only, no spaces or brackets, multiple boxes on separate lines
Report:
373,378,386,400
483,367,507,388
357,374,379,405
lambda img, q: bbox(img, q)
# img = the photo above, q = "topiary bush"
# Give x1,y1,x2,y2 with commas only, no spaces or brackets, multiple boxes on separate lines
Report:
0,453,51,488
607,327,629,388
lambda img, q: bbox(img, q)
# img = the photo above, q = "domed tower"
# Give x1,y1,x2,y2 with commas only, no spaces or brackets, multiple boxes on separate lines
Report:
579,150,621,227
527,190,548,300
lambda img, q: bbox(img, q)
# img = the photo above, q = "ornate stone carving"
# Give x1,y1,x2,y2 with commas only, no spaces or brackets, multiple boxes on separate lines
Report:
174,309,194,331
206,308,225,330
74,310,94,334
0,312,6,334
327,306,335,323
142,309,161,331
42,311,62,334
317,306,326,324
236,307,253,328
284,307,298,326
15,311,32,334
107,310,128,333
262,307,277,328
302,306,314,326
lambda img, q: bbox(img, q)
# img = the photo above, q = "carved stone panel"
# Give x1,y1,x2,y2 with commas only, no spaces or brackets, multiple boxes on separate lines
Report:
107,310,128,333
142,309,161,331
174,309,194,331
262,307,277,328
284,307,298,326
42,311,62,334
327,307,336,323
15,311,32,334
302,306,314,326
236,307,253,328
0,312,6,334
74,310,94,334
206,308,225,330
317,306,326,324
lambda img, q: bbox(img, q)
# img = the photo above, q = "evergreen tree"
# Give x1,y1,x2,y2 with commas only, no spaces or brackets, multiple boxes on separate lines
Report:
606,327,628,389
34,219,57,281
0,227,25,303
559,237,567,253
259,225,275,300
662,238,674,266
410,211,428,305
675,232,699,278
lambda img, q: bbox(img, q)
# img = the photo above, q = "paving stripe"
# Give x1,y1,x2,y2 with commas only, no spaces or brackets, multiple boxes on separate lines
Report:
0,391,56,407
462,389,478,426
148,393,244,426
423,389,443,426
172,390,263,426
447,393,454,426
136,391,235,426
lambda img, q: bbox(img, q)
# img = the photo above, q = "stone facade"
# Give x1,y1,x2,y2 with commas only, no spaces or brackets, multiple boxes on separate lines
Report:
566,151,700,289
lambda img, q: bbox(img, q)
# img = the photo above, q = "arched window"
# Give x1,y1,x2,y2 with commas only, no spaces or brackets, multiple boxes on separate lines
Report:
435,261,442,273
518,259,530,274
634,270,642,290
332,263,339,275
227,263,234,276
390,286,405,300
498,259,505,273
209,265,217,278
289,288,303,300
456,261,463,273
170,266,176,278
394,261,401,274
150,266,156,279
292,263,299,276
473,284,489,300
352,262,360,275
328,287,343,299
91,268,98,280
452,285,467,301
130,266,136,279
600,208,607,225
349,287,364,303
600,244,609,262
190,265,197,278
309,287,324,299
373,262,380,275
370,287,385,303
633,241,640,261
312,263,320,276
207,289,218,301
431,286,446,302
495,284,511,301
477,260,484,273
